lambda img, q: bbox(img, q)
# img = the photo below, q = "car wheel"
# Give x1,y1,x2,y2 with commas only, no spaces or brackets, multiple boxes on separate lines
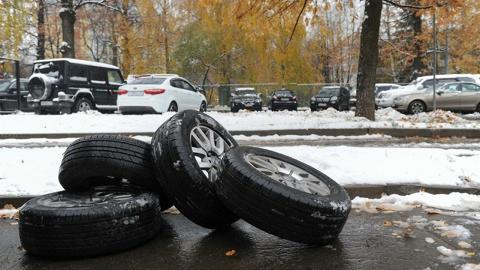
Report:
476,103,480,113
408,100,426,114
19,185,163,258
59,134,173,210
214,146,351,244
167,101,178,112
230,106,238,113
310,107,316,112
151,110,239,229
73,97,94,113
200,101,207,112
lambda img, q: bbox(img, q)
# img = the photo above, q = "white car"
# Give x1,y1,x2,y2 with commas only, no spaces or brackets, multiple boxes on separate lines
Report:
376,74,480,108
117,74,207,114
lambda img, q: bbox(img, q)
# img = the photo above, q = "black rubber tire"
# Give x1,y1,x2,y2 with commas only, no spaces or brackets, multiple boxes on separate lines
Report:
19,185,163,258
214,146,351,245
408,100,426,114
230,106,238,113
167,101,178,112
59,134,173,210
73,97,94,113
151,110,239,229
200,102,207,112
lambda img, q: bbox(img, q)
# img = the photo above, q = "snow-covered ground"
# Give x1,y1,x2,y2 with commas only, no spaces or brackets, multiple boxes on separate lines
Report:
1,108,479,135
2,144,480,196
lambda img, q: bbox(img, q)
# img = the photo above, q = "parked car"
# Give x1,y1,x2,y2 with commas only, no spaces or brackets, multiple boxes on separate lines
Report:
376,74,479,109
27,58,125,114
310,86,350,111
230,87,262,112
392,82,480,114
349,83,401,108
268,88,297,111
117,74,207,114
375,83,402,95
0,78,30,111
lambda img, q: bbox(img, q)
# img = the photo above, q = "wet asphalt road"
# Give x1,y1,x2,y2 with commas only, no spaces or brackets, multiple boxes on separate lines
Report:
1,209,479,270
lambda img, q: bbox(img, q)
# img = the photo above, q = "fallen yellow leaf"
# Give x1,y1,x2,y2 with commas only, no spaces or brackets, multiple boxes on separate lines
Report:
225,250,236,257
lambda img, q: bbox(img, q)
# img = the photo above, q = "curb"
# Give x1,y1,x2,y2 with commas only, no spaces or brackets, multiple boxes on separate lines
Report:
1,128,480,139
2,185,479,208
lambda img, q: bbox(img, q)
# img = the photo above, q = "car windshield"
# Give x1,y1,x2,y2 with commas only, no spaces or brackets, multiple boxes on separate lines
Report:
0,80,11,92
130,78,166,85
318,87,339,96
236,89,257,95
275,90,292,96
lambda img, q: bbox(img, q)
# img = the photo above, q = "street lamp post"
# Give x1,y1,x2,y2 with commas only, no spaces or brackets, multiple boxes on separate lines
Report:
432,3,437,111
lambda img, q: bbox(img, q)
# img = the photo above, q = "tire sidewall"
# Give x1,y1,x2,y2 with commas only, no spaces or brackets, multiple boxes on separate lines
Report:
219,147,350,215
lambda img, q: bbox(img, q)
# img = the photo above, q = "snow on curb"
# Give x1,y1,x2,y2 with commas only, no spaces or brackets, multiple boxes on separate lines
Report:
352,192,480,212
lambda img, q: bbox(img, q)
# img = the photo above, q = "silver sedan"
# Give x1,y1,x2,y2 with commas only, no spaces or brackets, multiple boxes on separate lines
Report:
392,82,480,114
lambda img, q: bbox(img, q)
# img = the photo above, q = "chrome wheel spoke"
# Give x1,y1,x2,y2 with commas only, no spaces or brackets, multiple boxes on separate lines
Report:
245,154,330,196
190,125,232,182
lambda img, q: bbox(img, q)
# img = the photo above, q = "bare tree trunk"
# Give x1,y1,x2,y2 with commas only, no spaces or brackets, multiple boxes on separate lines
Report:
37,0,45,59
110,16,119,66
409,0,425,74
162,0,170,73
59,0,76,58
355,0,382,121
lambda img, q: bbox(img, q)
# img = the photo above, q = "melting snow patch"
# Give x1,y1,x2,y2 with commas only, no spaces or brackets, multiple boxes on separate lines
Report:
436,246,469,264
434,225,472,240
425,237,435,244
352,192,480,213
461,263,480,270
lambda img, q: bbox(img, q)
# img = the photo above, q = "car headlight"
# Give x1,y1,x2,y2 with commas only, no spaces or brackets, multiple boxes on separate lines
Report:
330,96,338,102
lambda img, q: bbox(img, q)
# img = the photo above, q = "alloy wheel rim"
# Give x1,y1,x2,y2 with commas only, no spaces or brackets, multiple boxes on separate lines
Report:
411,102,424,114
245,154,330,195
78,101,91,111
190,125,231,182
169,103,177,112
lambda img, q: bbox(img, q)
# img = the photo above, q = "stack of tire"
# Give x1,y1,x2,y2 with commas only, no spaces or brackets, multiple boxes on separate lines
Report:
19,110,351,258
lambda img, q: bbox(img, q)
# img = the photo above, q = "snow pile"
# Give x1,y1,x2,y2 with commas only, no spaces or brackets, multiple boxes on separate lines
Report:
352,192,480,212
0,147,64,195
410,110,467,125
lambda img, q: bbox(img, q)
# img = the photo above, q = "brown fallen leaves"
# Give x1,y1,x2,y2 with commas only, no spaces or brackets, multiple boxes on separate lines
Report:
0,204,19,220
225,250,236,257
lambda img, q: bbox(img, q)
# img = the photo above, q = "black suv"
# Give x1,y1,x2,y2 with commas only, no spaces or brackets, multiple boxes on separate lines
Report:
230,87,262,112
310,86,350,111
268,89,297,111
27,58,125,114
0,78,30,112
